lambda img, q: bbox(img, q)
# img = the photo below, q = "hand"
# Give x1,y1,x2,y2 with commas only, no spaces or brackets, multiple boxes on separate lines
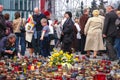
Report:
5,50,13,54
103,34,106,38
40,37,43,40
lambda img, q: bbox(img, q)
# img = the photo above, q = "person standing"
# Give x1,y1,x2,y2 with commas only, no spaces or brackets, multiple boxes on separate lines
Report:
103,5,118,61
79,8,89,54
74,17,81,52
84,10,105,58
32,7,46,55
114,10,120,60
61,11,74,53
0,5,6,39
44,11,55,51
12,12,26,56
4,13,13,36
25,14,35,57
40,18,50,57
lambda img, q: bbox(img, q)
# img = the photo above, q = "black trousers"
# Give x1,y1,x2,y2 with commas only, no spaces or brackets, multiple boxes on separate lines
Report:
62,42,72,53
106,37,117,60
81,34,86,54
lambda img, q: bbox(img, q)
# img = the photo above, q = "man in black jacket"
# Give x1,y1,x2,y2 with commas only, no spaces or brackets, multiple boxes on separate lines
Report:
32,7,46,55
0,5,6,40
103,5,118,61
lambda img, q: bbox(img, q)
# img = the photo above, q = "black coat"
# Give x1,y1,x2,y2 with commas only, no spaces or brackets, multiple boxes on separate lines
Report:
0,12,6,39
33,13,46,31
103,10,118,37
61,18,74,44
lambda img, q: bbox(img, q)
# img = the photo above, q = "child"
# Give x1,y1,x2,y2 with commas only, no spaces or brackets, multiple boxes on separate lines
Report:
25,14,35,57
40,18,50,57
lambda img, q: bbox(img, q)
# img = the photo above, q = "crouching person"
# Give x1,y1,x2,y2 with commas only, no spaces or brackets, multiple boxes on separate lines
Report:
40,18,50,57
0,33,18,58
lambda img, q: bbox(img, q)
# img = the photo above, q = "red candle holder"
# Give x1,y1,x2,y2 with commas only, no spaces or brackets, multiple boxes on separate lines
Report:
94,73,106,80
57,65,62,69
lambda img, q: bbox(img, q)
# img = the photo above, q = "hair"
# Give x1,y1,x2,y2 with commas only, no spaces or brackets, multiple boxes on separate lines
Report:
8,33,16,39
92,10,100,17
4,13,10,20
107,5,114,9
14,12,20,19
65,11,72,18
41,18,47,23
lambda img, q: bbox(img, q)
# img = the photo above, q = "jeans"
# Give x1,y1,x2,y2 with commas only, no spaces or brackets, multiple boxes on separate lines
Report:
32,31,41,55
40,37,50,57
15,33,26,56
114,38,120,59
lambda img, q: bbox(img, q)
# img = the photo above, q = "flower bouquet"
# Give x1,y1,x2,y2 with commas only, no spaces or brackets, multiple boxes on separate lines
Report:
49,49,74,68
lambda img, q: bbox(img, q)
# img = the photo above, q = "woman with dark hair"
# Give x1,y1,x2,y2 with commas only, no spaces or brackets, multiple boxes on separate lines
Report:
4,13,13,35
61,11,74,53
12,12,26,56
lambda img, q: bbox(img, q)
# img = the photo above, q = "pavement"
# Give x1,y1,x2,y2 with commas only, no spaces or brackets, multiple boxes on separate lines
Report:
23,47,118,65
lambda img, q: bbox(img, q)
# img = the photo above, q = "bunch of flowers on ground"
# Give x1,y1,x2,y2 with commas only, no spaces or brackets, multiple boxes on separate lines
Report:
49,49,74,66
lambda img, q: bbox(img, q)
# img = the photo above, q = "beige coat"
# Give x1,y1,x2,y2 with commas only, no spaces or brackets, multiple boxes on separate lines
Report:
12,18,26,33
84,16,105,51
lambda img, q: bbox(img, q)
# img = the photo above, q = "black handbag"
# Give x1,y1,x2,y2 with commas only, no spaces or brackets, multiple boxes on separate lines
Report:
20,19,25,33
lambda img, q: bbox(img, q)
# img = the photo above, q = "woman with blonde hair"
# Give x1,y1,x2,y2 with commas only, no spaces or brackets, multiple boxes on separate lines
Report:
84,10,105,58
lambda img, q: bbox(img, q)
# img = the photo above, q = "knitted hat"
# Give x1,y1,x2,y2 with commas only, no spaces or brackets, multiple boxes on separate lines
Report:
44,11,50,16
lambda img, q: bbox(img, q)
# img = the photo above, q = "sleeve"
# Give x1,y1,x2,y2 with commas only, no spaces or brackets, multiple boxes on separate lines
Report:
42,26,48,32
63,20,73,34
0,37,7,53
103,14,110,35
84,18,91,35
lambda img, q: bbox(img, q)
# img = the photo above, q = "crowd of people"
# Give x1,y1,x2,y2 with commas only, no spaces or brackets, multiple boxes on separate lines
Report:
0,4,120,62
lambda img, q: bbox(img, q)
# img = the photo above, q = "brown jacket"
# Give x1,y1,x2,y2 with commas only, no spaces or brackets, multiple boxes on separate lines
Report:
79,14,89,34
12,18,26,33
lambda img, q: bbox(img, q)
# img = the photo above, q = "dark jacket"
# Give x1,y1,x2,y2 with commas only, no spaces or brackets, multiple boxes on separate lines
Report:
0,37,18,58
0,12,6,39
79,14,89,34
61,18,74,44
33,13,46,31
103,10,118,37
5,20,13,35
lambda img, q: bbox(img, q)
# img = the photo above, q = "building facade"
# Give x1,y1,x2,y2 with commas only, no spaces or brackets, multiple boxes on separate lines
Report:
0,0,40,20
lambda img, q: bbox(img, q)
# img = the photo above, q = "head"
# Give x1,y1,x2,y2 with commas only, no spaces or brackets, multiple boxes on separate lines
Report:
8,34,16,43
41,18,47,26
4,13,10,20
34,7,40,15
14,12,20,19
44,11,51,19
106,5,114,13
74,17,79,23
92,10,100,17
0,5,3,12
99,9,105,16
65,11,72,19
116,10,120,17
83,8,89,15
